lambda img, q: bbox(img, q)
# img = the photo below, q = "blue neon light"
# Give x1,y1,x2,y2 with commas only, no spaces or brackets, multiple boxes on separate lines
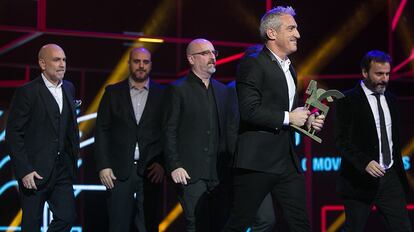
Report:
295,132,301,146
301,156,411,172
0,180,18,196
0,156,11,169
0,226,82,231
0,130,5,142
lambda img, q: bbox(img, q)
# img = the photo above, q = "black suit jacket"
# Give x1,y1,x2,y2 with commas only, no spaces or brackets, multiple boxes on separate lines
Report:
234,47,300,174
6,76,80,182
335,84,409,198
163,71,234,182
95,79,166,180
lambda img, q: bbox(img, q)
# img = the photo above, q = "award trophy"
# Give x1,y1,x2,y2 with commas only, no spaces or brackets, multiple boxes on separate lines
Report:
291,80,344,143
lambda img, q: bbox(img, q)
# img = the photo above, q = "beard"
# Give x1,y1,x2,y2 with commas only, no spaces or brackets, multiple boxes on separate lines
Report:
364,78,388,94
207,66,216,74
207,59,216,74
131,69,149,82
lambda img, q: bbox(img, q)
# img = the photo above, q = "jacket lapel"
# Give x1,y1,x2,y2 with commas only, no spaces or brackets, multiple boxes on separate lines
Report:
37,77,59,133
120,79,138,125
138,80,156,127
355,84,377,136
62,81,77,123
262,47,291,109
211,79,225,130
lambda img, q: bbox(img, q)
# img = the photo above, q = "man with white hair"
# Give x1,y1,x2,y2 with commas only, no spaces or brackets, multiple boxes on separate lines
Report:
224,6,324,231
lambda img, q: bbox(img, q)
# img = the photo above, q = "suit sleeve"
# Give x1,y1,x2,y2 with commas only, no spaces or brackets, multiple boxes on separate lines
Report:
236,57,285,129
94,88,113,171
334,97,372,173
6,87,35,179
163,86,184,172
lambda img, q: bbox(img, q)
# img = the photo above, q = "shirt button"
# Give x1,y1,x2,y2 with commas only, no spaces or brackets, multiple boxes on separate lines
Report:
206,130,210,135
203,148,208,152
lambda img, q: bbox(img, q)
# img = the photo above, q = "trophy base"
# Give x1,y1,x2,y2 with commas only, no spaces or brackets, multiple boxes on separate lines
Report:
291,125,322,143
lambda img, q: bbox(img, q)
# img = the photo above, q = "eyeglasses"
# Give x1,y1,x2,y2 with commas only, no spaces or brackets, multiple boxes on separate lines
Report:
191,50,219,57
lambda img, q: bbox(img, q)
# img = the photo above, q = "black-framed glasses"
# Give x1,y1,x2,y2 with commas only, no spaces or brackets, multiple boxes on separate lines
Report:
191,50,219,57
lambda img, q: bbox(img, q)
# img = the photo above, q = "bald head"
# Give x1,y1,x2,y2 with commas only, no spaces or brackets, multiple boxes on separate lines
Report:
38,44,64,60
129,47,151,61
186,38,213,56
186,38,217,79
38,44,66,85
128,47,152,83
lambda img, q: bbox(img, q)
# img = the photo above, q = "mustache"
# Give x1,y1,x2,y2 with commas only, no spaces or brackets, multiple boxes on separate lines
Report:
376,81,388,86
208,60,216,65
135,68,146,72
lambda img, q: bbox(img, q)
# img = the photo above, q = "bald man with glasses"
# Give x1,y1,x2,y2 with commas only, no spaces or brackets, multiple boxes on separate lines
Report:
164,38,236,231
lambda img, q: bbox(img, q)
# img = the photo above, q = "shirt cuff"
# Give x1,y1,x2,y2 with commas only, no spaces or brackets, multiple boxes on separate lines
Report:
283,111,289,126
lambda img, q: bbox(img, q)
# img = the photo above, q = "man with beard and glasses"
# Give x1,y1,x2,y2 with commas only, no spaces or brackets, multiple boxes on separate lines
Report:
95,47,166,232
164,38,236,231
335,50,411,231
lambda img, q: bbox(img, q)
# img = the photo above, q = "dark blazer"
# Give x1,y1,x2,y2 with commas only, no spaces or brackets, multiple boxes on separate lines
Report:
234,47,299,174
6,76,80,182
163,71,234,182
334,84,409,198
95,79,166,180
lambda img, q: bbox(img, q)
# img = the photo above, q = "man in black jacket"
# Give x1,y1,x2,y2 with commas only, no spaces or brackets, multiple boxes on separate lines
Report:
224,7,324,231
6,44,80,232
164,38,235,231
95,47,165,232
335,50,411,231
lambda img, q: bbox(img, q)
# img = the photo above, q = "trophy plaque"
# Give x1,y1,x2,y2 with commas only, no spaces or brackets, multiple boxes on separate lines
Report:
291,80,345,143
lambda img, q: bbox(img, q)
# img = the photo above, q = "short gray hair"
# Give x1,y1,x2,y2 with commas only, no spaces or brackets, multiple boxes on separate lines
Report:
259,6,296,41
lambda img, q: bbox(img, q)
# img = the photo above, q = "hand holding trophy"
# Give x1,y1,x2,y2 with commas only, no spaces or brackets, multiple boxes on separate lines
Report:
291,80,344,143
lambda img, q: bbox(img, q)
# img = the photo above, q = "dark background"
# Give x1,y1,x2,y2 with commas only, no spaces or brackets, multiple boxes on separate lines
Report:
0,0,413,231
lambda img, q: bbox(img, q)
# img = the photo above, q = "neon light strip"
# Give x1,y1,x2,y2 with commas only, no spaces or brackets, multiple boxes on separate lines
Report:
391,0,407,31
0,110,3,117
77,113,97,123
0,180,18,196
0,226,82,231
0,25,254,48
73,185,106,191
0,130,5,142
177,52,245,76
138,38,164,43
0,156,10,169
0,227,20,231
0,33,42,56
79,137,94,148
392,47,414,73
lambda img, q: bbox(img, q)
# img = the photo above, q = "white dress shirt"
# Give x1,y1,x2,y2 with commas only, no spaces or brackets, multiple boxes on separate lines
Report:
129,78,150,160
267,48,296,126
360,81,394,169
42,74,63,114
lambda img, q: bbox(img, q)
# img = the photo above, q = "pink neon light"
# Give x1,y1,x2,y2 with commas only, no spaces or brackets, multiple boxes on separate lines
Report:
216,52,244,65
392,48,414,73
266,0,272,11
392,0,407,31
0,33,42,55
321,204,414,232
0,25,254,48
37,0,46,30
177,52,245,77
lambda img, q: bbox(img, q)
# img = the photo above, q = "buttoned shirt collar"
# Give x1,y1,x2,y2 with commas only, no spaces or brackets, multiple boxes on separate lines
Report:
266,46,291,72
41,73,62,88
129,77,150,90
